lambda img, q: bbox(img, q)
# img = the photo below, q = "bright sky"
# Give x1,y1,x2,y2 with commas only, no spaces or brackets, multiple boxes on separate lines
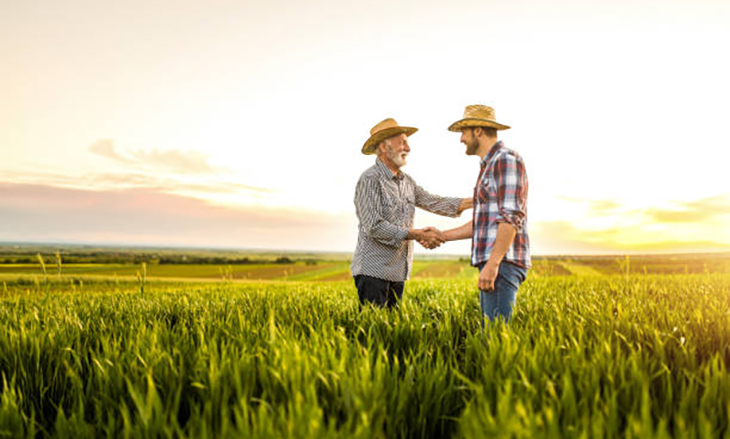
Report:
1,0,729,255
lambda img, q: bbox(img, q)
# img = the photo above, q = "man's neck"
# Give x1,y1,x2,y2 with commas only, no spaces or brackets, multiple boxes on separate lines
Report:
378,156,401,175
476,138,499,160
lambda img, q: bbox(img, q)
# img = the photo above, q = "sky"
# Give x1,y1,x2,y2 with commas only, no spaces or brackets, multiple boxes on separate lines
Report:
1,0,729,255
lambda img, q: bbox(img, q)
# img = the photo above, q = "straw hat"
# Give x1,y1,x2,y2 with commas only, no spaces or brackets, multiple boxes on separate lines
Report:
448,105,510,132
362,118,418,155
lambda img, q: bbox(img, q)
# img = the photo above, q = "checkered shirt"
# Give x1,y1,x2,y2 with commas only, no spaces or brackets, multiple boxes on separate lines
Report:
352,158,463,281
471,141,531,268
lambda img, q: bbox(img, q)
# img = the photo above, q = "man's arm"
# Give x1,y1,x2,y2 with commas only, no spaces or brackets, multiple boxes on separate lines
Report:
355,177,444,248
407,228,444,249
354,177,409,248
413,184,466,218
493,152,527,232
413,197,472,250
478,222,517,291
457,198,473,214
415,220,471,250
439,220,473,242
478,152,525,291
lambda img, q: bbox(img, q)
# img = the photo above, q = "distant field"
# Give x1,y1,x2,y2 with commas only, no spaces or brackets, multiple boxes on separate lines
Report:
0,262,342,280
0,261,470,285
0,253,727,286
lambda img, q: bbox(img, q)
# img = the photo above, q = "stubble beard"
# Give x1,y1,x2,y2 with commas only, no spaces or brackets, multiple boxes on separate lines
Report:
465,137,479,155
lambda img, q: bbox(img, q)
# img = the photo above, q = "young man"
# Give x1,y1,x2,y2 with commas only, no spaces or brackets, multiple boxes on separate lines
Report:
441,105,531,322
351,117,471,308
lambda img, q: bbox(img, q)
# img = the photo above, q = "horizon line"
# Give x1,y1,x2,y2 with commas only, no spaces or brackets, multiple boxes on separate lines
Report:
1,240,729,259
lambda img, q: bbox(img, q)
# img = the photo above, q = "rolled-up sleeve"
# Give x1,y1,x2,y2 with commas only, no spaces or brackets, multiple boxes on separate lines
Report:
413,184,462,218
493,153,528,231
354,177,409,248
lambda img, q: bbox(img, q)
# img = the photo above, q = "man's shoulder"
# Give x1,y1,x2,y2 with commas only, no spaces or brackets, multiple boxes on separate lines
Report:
358,163,380,179
357,164,384,191
493,146,525,164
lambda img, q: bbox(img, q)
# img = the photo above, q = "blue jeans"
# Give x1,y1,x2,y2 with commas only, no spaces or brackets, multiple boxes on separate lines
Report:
478,261,527,323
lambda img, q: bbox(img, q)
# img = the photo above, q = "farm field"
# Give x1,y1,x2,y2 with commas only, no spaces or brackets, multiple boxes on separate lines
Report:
1,252,728,286
0,260,477,285
0,250,729,438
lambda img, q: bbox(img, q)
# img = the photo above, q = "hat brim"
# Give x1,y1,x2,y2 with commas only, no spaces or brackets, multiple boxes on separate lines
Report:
362,126,418,155
448,118,510,132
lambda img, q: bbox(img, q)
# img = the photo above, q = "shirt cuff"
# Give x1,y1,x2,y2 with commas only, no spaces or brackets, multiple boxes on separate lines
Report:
395,227,410,243
496,211,524,232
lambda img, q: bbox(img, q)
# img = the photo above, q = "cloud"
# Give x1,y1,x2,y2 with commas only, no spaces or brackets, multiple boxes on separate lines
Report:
646,194,730,223
531,220,730,255
129,149,215,174
85,173,272,194
647,209,714,223
3,183,727,255
531,221,620,255
89,139,133,163
0,168,272,195
558,194,730,224
89,139,217,174
0,183,352,251
558,197,622,215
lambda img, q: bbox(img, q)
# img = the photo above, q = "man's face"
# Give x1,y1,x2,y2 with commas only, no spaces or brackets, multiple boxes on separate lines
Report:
384,133,410,168
460,128,479,155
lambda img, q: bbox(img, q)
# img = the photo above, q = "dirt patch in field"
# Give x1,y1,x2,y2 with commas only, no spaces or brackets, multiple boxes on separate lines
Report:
530,261,572,276
231,264,324,280
413,263,464,279
317,271,353,282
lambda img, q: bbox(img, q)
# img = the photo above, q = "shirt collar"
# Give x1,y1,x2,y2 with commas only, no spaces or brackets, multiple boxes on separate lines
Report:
375,157,403,180
480,140,504,168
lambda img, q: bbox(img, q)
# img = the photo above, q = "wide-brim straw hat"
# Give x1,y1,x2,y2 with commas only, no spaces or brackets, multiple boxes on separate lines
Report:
448,104,510,132
362,118,418,155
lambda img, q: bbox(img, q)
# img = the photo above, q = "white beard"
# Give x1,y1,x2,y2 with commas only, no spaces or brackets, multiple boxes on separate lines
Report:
389,150,408,167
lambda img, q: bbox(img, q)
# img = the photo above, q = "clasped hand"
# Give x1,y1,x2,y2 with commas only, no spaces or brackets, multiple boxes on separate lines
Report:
416,227,445,249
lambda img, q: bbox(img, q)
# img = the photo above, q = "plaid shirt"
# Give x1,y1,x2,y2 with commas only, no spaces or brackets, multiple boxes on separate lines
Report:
352,158,462,281
472,141,531,268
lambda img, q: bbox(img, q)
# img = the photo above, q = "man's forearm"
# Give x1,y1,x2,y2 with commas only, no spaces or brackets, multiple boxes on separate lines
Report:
457,198,473,214
409,228,446,249
443,221,473,242
414,185,466,218
406,229,423,241
488,222,517,264
360,217,409,248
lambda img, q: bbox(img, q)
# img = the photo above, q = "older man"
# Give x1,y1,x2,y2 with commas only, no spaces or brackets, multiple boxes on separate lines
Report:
351,118,471,308
441,105,531,323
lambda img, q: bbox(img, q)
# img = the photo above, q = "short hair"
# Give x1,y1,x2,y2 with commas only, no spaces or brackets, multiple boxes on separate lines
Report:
376,138,392,156
472,126,497,138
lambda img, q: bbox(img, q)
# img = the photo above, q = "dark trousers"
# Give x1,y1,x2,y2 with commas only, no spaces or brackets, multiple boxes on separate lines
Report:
354,275,404,309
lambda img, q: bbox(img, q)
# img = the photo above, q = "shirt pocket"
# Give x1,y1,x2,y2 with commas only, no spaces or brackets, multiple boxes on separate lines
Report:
382,190,400,221
475,179,490,203
405,194,416,222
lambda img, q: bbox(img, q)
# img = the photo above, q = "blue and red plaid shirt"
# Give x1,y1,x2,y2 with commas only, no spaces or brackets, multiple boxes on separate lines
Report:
471,141,531,268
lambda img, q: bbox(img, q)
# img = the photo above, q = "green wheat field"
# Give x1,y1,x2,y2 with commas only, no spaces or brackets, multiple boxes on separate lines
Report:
1,246,729,438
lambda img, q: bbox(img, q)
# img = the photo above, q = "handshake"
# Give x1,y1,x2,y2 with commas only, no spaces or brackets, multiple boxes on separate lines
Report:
412,226,446,250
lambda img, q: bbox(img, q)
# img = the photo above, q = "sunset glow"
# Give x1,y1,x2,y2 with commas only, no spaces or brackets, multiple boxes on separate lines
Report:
2,0,729,254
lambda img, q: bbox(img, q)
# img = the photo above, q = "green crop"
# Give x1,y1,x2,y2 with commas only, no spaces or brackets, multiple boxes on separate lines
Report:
0,274,729,438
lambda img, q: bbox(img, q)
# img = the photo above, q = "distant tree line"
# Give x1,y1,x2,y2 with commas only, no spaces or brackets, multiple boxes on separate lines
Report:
158,256,298,265
1,253,158,265
0,253,314,265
